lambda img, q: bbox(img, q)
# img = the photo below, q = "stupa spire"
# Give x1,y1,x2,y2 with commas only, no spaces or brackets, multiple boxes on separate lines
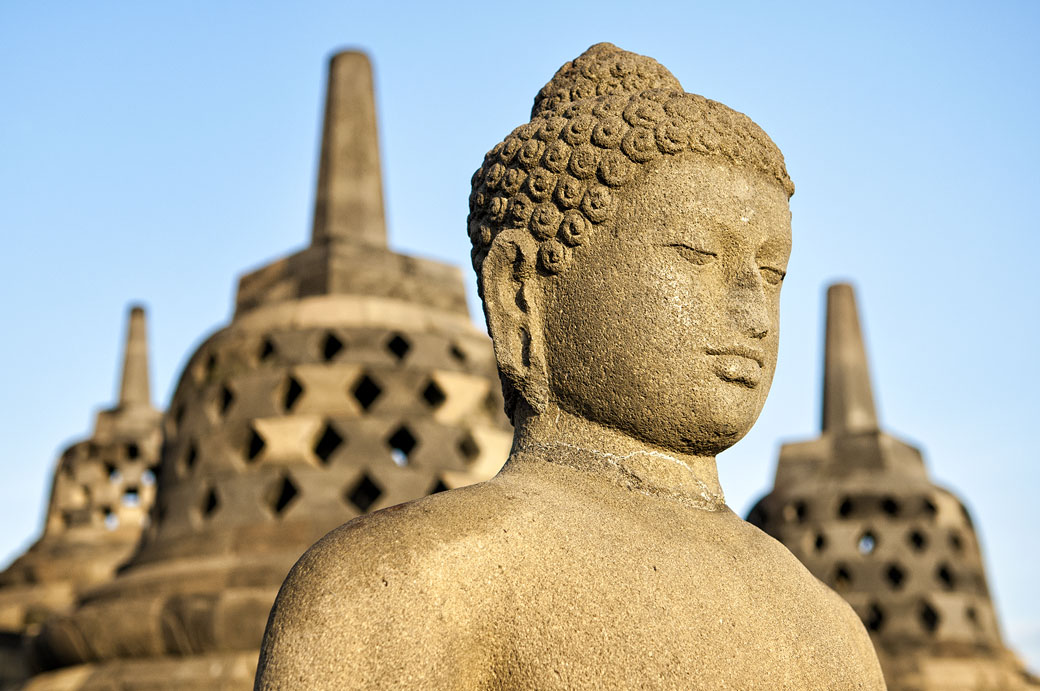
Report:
117,304,151,409
310,50,387,247
749,281,1037,690
821,283,878,434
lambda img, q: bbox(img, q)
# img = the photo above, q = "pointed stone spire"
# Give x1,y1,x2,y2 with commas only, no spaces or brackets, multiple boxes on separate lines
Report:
750,281,1037,690
117,304,151,409
310,50,387,247
821,283,878,434
27,52,510,688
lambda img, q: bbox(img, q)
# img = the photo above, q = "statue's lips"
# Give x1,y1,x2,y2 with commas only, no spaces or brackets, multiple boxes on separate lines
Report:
706,346,765,388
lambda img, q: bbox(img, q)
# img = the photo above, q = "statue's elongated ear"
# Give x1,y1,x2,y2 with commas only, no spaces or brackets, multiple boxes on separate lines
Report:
481,228,550,414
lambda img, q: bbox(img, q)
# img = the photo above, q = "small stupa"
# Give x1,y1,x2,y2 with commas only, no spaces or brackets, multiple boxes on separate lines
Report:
748,283,1038,691
26,51,512,690
0,306,160,686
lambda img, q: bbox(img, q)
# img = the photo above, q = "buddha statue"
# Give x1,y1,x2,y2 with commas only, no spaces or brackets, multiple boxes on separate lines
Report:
255,43,887,689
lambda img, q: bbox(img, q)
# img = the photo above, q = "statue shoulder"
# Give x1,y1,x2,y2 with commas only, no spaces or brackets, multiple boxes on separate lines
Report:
737,519,887,688
255,482,513,689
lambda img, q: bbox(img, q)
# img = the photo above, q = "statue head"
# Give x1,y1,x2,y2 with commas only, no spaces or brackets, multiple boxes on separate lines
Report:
469,43,794,457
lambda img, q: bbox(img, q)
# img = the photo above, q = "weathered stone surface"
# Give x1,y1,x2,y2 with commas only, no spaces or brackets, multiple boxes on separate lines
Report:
25,50,511,690
748,283,1040,691
0,306,160,687
255,43,886,690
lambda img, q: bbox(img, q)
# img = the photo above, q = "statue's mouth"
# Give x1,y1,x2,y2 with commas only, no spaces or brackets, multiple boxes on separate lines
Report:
706,346,764,388
706,345,764,367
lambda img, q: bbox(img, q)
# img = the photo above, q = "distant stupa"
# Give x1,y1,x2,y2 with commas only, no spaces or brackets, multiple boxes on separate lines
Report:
26,51,512,690
0,306,160,686
748,283,1038,691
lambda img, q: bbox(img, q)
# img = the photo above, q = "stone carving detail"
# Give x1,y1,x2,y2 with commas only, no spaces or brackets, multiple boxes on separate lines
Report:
254,44,886,690
468,43,793,280
748,283,1040,691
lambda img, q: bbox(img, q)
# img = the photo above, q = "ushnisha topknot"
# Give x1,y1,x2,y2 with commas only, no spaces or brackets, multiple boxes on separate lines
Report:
468,42,794,283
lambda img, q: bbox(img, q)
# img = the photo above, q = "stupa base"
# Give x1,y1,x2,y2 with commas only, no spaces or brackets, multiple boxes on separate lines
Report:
24,650,258,691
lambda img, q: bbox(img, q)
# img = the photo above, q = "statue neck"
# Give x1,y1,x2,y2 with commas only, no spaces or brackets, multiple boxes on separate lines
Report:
507,404,725,511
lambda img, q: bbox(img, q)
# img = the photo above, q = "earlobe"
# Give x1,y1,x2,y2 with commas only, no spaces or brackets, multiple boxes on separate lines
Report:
481,229,550,414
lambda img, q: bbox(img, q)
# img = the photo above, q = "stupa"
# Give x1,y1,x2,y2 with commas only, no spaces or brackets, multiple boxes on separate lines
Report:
26,50,511,690
0,306,160,686
748,283,1039,690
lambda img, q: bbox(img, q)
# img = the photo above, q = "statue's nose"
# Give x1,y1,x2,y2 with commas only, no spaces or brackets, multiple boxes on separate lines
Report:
729,270,770,339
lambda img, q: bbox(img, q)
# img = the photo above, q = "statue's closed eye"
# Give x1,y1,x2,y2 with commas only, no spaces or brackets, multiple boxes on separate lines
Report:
669,244,716,266
760,267,786,285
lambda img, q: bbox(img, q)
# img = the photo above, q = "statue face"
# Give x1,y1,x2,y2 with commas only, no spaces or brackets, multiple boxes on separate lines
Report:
543,155,792,455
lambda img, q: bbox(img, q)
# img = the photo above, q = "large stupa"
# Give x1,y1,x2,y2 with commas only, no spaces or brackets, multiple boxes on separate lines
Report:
0,306,160,687
748,283,1038,691
25,50,512,690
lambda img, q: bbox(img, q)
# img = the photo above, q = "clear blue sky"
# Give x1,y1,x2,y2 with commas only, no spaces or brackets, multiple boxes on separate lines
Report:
2,0,1038,669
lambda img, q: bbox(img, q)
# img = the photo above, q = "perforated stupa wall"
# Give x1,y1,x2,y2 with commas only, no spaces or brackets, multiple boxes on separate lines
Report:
0,306,160,687
748,284,1038,691
24,51,512,691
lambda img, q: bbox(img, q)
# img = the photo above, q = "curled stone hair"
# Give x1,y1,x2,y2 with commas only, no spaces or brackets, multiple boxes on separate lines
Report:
468,43,795,285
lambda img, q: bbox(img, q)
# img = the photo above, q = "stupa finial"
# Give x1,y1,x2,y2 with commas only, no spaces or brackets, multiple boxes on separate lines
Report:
310,50,387,247
821,283,878,434
117,304,151,409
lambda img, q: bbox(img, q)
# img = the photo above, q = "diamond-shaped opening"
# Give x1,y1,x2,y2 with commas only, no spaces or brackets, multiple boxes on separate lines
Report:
833,563,853,590
219,385,235,416
385,333,411,361
858,531,877,555
838,496,853,518
886,563,906,590
936,563,956,590
880,496,900,516
922,497,938,519
122,487,140,507
283,376,304,412
387,426,417,466
458,432,480,464
949,531,964,552
449,343,467,363
106,463,120,483
866,603,885,633
184,442,198,472
483,390,499,414
322,332,344,361
125,443,140,460
141,469,156,486
920,601,940,634
246,428,266,463
813,533,827,553
908,529,928,552
345,474,382,512
102,507,119,530
784,500,808,523
201,487,219,518
430,478,450,494
352,374,382,411
258,337,276,362
421,380,446,408
314,423,344,465
265,474,299,517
